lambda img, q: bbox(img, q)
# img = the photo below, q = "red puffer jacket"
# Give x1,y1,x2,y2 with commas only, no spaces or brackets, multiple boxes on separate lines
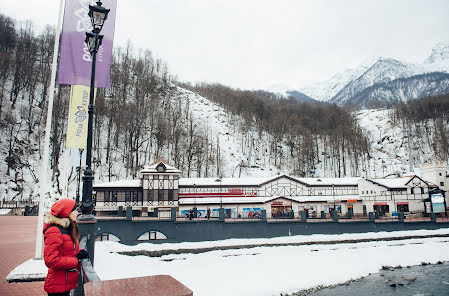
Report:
43,213,80,293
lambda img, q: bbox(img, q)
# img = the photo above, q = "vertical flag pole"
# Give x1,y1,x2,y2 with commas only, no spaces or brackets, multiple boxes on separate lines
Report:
35,0,65,259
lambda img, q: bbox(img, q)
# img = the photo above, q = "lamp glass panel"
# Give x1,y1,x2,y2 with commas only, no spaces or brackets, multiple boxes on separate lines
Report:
93,11,105,27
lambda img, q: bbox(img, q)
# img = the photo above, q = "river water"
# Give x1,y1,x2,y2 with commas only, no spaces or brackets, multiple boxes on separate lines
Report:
308,262,449,296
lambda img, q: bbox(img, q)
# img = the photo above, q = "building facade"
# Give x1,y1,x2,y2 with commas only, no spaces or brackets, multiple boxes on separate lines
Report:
93,159,445,218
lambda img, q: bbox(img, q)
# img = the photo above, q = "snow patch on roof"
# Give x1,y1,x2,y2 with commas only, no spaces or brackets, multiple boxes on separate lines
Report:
94,180,142,188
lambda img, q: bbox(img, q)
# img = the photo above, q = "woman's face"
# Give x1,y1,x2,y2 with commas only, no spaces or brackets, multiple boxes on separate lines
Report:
68,209,79,221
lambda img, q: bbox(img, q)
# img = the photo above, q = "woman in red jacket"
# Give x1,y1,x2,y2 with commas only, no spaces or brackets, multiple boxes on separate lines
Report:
43,199,89,296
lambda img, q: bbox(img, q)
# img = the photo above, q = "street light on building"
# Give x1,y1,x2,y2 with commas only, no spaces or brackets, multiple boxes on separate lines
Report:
215,176,223,208
80,1,110,219
332,183,335,216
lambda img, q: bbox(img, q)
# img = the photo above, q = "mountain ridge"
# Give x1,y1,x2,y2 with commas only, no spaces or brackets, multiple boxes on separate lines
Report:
285,42,449,108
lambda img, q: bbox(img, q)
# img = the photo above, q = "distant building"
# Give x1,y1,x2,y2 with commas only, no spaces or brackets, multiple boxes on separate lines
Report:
93,159,445,218
420,162,448,192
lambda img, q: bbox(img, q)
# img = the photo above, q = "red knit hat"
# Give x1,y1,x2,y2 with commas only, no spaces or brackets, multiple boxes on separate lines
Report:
51,199,76,218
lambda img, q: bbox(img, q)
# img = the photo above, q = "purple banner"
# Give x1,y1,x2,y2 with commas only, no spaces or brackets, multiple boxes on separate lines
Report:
57,0,117,88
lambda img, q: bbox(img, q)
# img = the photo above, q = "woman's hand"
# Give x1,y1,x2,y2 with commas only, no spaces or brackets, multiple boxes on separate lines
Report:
76,249,90,260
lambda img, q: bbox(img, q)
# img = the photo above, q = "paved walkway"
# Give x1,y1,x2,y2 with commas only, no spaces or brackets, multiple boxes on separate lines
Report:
0,216,45,296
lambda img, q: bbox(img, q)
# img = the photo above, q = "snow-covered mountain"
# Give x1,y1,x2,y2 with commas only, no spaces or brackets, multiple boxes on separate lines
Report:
294,43,449,108
329,58,418,106
298,60,375,102
339,72,449,108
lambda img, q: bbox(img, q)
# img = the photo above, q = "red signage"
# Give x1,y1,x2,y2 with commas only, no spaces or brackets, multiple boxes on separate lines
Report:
374,202,387,206
229,188,244,195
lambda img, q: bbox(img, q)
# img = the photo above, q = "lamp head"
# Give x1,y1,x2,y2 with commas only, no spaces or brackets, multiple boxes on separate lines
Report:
88,1,110,33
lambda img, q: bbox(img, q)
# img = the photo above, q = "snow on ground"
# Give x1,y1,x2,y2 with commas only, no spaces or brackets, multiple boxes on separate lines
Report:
0,209,12,215
95,229,449,296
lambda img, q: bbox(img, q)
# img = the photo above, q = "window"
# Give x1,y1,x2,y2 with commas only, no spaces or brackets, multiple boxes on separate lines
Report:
397,204,409,212
421,188,424,194
168,189,174,201
158,189,164,201
112,192,118,202
156,164,165,172
440,182,445,186
154,175,159,180
439,173,442,176
361,191,364,194
125,191,131,202
104,191,110,202
163,175,169,180
411,188,414,194
371,190,373,194
147,189,153,201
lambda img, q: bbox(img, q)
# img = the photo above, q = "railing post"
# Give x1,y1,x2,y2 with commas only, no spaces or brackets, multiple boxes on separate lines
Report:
74,236,101,296
171,207,177,221
126,206,132,220
300,211,307,222
219,208,225,221
261,209,267,222
332,210,339,222
431,212,437,222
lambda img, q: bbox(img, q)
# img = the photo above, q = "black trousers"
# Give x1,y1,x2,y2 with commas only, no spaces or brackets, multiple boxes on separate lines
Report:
48,292,70,296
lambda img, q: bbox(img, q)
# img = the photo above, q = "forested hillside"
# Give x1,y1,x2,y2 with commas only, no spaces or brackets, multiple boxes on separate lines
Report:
391,93,449,162
180,83,371,177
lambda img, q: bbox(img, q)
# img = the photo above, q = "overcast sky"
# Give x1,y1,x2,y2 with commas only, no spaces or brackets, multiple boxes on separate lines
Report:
1,0,449,90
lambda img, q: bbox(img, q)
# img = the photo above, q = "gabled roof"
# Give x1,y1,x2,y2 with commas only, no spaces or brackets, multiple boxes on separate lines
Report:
179,174,360,187
366,175,437,189
294,177,360,186
141,158,181,174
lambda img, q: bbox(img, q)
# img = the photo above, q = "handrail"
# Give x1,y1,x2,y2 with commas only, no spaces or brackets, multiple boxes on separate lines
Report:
79,236,100,282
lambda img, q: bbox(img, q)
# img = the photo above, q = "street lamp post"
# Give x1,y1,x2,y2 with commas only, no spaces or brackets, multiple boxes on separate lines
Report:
215,176,223,208
79,1,109,218
76,2,109,270
332,184,335,218
80,1,109,220
75,149,84,206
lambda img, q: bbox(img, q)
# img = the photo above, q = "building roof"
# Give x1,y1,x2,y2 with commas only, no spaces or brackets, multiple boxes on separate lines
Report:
179,177,271,187
367,175,436,189
179,175,360,187
93,180,142,188
140,158,181,174
294,177,360,186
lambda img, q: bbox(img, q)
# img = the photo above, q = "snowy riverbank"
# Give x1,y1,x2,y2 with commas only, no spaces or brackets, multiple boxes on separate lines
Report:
94,229,449,296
